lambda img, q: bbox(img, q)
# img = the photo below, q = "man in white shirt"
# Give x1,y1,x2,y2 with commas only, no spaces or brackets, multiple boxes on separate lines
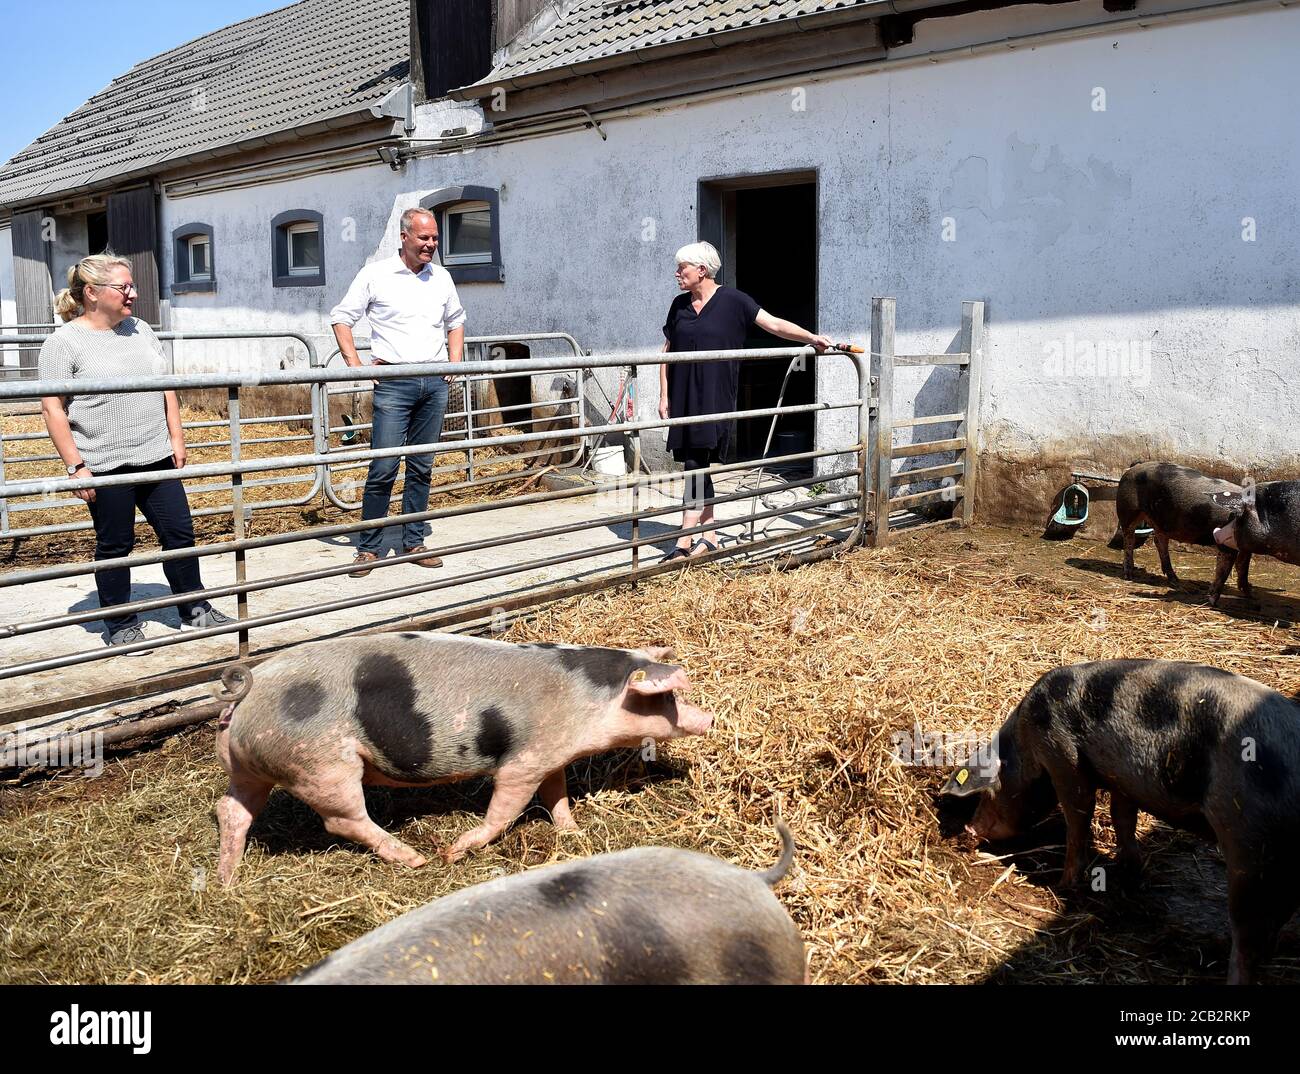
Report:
330,207,466,576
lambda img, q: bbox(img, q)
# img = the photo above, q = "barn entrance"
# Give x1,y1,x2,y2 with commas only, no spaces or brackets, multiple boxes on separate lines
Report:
698,171,818,465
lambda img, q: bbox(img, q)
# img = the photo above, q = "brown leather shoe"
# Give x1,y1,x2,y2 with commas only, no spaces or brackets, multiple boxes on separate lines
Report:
404,545,444,568
349,551,380,578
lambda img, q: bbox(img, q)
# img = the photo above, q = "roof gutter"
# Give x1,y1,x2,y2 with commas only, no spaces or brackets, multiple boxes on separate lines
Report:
422,0,1289,158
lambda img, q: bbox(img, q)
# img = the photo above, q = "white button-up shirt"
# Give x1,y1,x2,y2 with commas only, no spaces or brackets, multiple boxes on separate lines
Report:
329,255,467,365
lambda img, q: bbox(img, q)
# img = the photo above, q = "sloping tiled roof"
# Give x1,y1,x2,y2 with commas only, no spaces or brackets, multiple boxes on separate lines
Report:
477,0,880,86
0,0,408,209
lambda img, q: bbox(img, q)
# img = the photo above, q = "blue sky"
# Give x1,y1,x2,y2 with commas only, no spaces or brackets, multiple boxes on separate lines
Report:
0,0,291,164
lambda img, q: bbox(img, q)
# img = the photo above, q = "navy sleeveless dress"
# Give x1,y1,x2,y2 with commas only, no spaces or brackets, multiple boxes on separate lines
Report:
661,286,761,462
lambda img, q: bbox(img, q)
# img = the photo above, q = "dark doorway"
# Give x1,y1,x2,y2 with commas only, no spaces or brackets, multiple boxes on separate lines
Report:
86,212,108,255
698,173,817,464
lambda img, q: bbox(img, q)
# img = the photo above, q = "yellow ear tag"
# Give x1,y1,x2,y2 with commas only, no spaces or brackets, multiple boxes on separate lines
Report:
630,670,647,683
955,768,970,786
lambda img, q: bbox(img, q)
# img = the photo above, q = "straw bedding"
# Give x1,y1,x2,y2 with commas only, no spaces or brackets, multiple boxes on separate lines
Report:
2,523,1298,983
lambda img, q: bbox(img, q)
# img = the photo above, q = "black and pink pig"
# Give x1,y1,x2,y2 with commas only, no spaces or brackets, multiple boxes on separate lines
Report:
1210,479,1300,606
215,634,712,883
945,659,1300,984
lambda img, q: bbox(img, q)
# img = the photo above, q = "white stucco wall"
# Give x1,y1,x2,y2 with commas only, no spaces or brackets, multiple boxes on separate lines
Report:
403,4,1296,495
17,4,1293,516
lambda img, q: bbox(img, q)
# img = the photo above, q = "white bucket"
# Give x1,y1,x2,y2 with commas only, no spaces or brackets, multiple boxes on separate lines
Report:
591,444,627,476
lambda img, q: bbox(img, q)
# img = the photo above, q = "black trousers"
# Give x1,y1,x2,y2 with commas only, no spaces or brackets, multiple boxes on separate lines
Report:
85,458,209,633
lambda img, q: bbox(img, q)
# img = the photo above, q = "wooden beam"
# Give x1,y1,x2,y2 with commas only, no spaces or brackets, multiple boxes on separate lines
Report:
893,412,964,429
890,461,965,485
892,353,969,366
890,486,962,509
891,437,964,459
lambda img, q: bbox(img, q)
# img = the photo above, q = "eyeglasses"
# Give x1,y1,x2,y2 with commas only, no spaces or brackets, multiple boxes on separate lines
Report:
96,283,137,297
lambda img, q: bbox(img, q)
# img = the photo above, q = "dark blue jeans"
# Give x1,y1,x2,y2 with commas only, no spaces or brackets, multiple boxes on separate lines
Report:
359,373,449,553
86,457,211,633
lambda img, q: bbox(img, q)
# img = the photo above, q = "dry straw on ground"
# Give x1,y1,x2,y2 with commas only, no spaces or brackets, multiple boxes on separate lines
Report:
2,525,1299,983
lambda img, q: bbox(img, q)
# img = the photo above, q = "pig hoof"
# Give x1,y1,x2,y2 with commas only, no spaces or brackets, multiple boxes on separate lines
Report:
552,816,580,832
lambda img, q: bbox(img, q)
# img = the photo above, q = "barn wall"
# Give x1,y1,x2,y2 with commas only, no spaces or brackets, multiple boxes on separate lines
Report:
42,2,1296,524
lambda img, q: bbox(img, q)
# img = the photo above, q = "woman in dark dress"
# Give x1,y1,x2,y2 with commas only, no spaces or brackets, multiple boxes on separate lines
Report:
659,242,830,559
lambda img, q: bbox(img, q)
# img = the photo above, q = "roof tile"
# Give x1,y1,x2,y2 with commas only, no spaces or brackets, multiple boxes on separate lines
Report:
0,0,407,208
482,0,875,85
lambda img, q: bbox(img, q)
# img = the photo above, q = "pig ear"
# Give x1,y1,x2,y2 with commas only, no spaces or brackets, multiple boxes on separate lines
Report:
1211,490,1245,510
944,748,1001,797
641,646,676,662
625,662,689,695
944,764,998,797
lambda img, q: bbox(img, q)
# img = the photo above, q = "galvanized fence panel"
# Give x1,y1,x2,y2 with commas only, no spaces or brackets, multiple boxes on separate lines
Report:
0,330,324,540
0,330,587,539
0,324,55,384
0,344,874,725
318,333,587,511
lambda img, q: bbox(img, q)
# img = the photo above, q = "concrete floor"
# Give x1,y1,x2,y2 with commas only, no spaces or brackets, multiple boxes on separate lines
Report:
1,467,858,748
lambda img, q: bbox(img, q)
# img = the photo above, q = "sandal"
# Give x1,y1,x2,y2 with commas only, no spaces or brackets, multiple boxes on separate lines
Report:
688,538,719,557
661,545,693,562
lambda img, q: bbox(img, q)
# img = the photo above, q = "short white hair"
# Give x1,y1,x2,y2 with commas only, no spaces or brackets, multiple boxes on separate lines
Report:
675,241,721,279
400,207,436,233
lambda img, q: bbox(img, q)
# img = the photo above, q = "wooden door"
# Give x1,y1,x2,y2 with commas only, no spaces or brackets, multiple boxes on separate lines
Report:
10,209,52,372
107,186,161,325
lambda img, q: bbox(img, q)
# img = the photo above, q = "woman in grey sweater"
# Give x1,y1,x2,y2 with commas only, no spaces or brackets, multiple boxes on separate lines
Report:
38,254,231,651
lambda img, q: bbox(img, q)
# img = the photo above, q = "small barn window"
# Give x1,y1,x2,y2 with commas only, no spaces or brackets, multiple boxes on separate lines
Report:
171,223,215,294
442,201,492,265
188,236,211,280
272,210,326,288
420,186,503,283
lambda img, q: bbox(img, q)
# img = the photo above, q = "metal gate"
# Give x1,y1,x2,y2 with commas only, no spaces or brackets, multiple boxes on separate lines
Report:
0,299,983,725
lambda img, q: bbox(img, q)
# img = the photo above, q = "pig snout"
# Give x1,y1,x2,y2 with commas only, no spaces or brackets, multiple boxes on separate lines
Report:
968,798,1020,843
673,698,714,736
1213,519,1238,550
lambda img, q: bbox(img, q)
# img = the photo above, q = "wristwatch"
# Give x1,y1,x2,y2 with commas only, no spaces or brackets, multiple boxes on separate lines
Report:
66,462,87,476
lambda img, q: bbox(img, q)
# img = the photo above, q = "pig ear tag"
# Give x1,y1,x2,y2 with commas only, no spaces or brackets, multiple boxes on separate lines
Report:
944,757,996,796
630,670,647,684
